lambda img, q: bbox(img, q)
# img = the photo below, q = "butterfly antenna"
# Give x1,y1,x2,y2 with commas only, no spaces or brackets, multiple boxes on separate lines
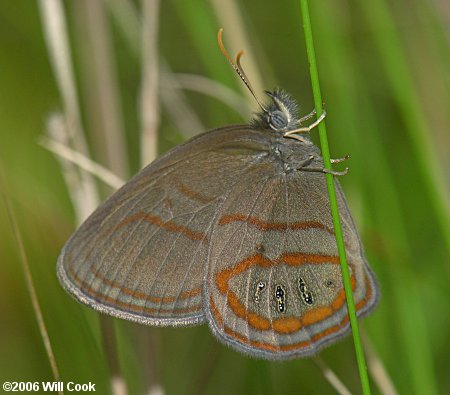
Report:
218,28,267,113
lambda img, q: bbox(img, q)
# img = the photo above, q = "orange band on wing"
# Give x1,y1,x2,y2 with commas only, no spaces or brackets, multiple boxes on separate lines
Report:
216,253,340,294
219,214,335,236
176,183,215,204
67,265,201,314
114,212,208,243
210,273,374,352
214,253,353,334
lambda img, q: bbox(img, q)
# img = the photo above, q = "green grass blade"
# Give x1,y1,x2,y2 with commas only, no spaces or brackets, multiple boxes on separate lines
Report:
0,178,61,391
299,1,372,394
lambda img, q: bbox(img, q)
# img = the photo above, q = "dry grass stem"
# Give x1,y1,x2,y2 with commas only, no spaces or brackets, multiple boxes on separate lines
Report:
40,134,125,190
38,0,99,222
313,356,353,395
140,0,160,166
363,334,399,395
45,115,99,223
160,69,205,138
111,376,129,395
104,0,141,56
174,73,250,119
77,1,129,178
147,384,165,395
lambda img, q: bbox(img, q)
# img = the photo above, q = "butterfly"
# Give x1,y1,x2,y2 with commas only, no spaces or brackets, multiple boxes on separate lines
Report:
57,29,378,360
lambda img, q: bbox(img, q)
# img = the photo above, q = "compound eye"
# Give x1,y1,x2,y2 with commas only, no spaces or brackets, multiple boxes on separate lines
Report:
268,110,288,130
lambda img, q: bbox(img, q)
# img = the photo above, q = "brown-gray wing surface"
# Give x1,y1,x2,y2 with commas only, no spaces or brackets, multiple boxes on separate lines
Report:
57,125,275,326
205,163,379,359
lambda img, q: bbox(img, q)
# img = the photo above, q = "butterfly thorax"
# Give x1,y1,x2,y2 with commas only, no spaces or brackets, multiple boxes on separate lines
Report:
270,136,321,174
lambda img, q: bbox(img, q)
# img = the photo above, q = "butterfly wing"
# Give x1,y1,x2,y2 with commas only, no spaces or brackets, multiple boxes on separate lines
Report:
59,123,378,358
58,126,274,326
205,158,379,359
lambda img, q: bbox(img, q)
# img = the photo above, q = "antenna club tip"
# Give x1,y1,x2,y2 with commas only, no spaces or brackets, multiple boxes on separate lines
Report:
236,50,245,62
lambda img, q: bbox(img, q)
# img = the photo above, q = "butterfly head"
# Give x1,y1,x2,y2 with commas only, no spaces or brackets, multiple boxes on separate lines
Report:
251,89,304,134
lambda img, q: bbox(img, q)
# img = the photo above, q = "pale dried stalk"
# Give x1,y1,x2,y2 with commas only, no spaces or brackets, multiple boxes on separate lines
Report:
105,0,204,138
160,68,205,138
46,115,98,217
147,384,165,395
76,1,129,178
38,0,99,223
111,377,129,395
313,356,353,395
140,0,160,166
174,73,250,119
40,134,125,190
104,0,140,56
363,334,399,395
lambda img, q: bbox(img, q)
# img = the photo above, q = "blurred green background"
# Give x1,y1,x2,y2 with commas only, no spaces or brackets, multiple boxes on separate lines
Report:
1,1,449,394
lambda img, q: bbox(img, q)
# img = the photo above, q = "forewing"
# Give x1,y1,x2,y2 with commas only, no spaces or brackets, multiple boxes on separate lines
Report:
58,126,273,326
206,167,378,359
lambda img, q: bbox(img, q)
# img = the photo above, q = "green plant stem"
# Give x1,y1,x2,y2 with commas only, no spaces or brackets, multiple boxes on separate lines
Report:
299,1,372,394
1,186,61,389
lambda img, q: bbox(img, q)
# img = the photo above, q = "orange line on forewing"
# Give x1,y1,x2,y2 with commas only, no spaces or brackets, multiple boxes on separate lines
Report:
114,212,207,243
66,265,201,313
210,272,371,353
177,183,214,204
88,267,202,303
93,286,201,315
219,214,335,236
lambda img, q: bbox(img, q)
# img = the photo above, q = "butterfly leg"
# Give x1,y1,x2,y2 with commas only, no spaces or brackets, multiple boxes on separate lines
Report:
295,155,315,169
300,166,349,176
298,108,316,124
296,155,350,176
295,155,348,176
298,101,326,124
323,167,349,176
331,154,350,164
283,110,326,139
